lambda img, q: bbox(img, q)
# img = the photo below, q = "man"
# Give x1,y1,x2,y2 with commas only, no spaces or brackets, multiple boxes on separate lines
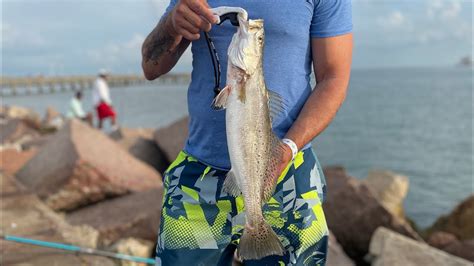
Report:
67,91,93,126
92,69,117,129
142,0,352,265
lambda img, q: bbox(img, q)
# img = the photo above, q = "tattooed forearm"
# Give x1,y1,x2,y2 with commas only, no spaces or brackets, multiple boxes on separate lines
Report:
143,16,176,65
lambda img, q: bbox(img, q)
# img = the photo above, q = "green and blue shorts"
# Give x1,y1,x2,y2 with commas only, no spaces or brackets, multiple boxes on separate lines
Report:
155,148,328,266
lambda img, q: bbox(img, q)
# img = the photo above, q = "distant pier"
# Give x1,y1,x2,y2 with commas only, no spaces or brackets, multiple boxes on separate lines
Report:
0,73,191,97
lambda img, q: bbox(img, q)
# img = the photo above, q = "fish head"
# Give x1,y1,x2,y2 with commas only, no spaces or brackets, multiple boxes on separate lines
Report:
228,18,265,76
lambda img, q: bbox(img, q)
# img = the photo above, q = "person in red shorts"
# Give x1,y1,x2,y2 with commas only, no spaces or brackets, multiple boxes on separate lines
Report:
92,69,118,130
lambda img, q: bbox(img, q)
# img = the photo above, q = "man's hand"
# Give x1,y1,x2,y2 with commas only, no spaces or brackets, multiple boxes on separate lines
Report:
168,0,217,49
276,143,293,178
141,0,217,80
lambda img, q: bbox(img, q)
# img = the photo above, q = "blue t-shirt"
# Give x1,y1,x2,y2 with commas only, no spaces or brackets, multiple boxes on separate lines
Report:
163,0,352,170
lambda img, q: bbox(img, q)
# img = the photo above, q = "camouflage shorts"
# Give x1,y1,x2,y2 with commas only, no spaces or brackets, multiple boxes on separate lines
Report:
155,148,328,266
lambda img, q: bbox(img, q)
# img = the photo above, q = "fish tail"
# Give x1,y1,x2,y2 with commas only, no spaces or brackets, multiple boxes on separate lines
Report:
237,219,285,260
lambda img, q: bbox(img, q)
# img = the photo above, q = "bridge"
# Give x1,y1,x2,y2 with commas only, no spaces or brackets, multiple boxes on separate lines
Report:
0,73,191,97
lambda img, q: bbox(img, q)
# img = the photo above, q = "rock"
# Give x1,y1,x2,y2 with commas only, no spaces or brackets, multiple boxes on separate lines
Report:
0,173,114,265
0,148,37,176
0,118,40,145
362,169,409,219
154,116,189,163
427,231,459,248
20,134,54,150
369,227,471,266
443,239,474,262
67,188,162,246
43,106,61,123
323,166,421,263
327,231,355,266
111,127,168,174
111,127,154,140
3,105,42,130
0,105,7,118
16,119,162,211
111,238,154,266
3,105,36,119
427,195,474,240
42,106,64,131
428,232,474,262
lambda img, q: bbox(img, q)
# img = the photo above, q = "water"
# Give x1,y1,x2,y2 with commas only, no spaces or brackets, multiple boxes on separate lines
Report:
3,67,473,228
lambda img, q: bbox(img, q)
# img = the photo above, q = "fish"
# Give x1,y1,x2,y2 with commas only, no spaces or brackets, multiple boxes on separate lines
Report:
211,10,286,260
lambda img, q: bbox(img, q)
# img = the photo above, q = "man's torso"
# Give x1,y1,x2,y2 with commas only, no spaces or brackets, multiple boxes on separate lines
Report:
184,1,317,169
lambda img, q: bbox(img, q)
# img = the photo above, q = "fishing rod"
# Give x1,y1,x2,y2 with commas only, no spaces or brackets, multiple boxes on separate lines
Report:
205,7,248,97
1,235,156,265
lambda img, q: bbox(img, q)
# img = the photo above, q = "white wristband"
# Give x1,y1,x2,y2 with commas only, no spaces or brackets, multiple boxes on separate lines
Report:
282,138,298,161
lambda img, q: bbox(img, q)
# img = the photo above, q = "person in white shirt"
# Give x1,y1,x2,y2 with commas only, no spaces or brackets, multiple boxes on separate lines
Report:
92,69,117,129
67,91,93,126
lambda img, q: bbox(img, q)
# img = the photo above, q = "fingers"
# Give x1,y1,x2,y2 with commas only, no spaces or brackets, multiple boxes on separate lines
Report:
171,0,217,41
175,23,200,41
171,10,197,40
188,0,217,24
181,4,212,32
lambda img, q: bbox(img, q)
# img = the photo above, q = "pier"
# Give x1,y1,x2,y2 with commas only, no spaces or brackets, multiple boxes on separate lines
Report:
0,73,191,97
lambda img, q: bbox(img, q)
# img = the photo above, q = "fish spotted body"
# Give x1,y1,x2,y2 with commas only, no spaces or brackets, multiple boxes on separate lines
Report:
212,11,286,260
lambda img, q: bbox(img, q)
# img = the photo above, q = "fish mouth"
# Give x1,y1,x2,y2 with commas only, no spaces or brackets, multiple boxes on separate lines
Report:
249,19,264,28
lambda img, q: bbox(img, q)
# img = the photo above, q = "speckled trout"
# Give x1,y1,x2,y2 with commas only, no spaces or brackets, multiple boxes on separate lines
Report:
212,9,286,260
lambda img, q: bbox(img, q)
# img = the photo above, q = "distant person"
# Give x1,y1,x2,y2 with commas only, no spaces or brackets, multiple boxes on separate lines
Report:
92,69,117,130
67,91,93,126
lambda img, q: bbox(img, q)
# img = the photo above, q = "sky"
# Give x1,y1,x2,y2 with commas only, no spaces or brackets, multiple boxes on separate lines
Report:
1,0,473,76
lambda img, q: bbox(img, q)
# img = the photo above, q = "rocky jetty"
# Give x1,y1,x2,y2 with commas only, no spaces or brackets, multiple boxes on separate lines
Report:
362,169,409,219
0,173,114,265
369,227,471,266
1,118,40,146
0,148,37,176
15,119,162,211
427,195,474,240
427,231,474,261
153,116,189,163
425,195,474,261
111,238,155,266
327,231,355,266
2,105,473,265
110,127,168,174
67,188,162,246
323,166,421,263
1,105,42,130
41,106,64,131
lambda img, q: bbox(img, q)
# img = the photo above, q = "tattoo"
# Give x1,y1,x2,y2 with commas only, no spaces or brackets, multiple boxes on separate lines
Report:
144,15,176,65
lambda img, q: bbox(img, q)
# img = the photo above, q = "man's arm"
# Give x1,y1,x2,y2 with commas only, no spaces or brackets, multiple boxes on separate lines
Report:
141,0,217,80
281,34,353,162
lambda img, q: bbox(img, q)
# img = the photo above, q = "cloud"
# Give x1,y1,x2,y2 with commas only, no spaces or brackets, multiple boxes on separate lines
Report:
385,11,406,28
427,0,462,20
377,10,409,29
86,34,146,71
371,0,470,44
1,23,47,49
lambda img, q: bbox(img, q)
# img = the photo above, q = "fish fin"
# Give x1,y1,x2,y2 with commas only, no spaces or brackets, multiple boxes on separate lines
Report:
212,86,231,110
223,169,241,196
237,220,285,260
267,89,287,124
262,135,286,203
